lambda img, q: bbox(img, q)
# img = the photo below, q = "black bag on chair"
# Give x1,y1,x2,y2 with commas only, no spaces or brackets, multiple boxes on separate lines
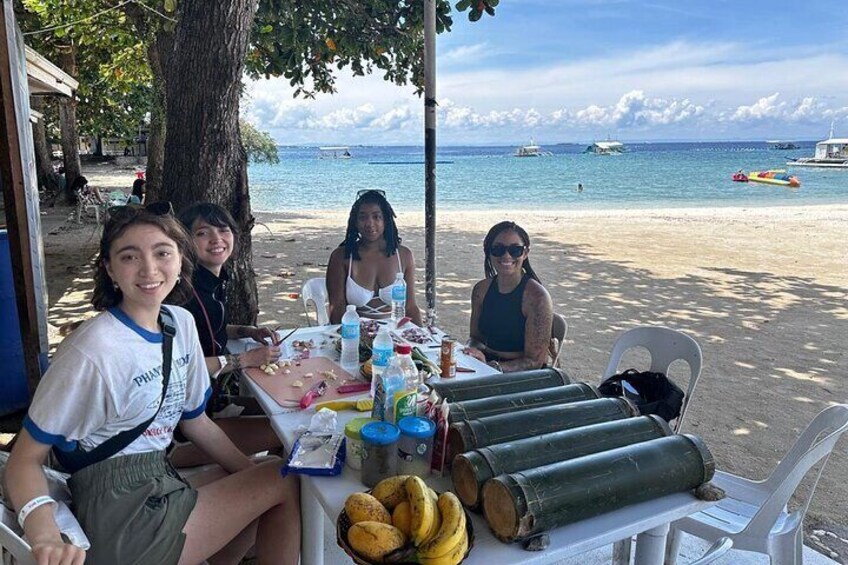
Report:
599,369,684,423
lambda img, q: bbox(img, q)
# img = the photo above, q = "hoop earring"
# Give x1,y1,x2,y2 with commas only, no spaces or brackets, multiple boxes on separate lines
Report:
113,282,120,291
176,275,182,285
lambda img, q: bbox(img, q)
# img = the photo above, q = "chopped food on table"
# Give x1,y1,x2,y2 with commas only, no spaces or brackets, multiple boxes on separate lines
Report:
291,380,303,388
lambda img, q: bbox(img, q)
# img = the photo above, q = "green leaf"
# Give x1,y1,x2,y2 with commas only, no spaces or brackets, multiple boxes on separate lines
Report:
488,0,499,6
164,0,177,13
260,25,273,34
468,8,482,21
455,0,472,11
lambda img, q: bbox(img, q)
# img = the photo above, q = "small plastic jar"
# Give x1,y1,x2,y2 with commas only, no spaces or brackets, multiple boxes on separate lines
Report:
360,421,401,487
344,417,374,470
396,416,436,478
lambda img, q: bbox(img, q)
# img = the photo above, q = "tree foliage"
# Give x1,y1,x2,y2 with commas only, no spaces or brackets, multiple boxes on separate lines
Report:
240,120,280,164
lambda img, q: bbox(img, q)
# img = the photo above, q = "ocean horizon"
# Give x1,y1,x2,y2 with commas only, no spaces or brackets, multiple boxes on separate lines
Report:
248,141,848,212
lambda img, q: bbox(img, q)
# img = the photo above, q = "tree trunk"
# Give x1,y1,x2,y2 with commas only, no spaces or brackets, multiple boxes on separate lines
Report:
161,0,260,324
123,4,173,200
93,135,102,157
57,44,81,204
29,97,61,198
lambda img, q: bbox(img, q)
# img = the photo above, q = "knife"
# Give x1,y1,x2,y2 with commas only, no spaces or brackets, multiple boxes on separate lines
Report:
299,380,328,409
336,382,371,394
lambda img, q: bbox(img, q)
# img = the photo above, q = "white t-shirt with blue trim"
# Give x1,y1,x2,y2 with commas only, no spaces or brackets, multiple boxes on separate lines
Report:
24,305,211,457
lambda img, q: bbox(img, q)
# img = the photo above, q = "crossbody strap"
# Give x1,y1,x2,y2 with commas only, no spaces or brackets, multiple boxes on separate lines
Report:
55,307,176,473
192,288,219,356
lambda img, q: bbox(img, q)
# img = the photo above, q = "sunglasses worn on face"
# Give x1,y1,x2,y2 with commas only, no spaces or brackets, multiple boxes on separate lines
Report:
356,189,386,199
490,243,527,258
108,201,173,221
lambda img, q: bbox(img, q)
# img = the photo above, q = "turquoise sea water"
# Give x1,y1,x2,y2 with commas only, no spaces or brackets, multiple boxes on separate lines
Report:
248,142,847,212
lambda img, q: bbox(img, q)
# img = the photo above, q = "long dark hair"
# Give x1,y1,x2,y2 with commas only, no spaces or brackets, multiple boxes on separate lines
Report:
340,190,400,260
92,207,195,310
482,221,540,282
131,179,146,200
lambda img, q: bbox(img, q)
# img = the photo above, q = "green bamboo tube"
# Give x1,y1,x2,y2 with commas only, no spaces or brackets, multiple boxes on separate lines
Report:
452,415,671,510
431,368,570,403
447,383,600,425
447,397,638,461
482,434,715,542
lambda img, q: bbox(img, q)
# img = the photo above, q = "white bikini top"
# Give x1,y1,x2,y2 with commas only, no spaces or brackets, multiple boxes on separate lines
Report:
346,253,403,315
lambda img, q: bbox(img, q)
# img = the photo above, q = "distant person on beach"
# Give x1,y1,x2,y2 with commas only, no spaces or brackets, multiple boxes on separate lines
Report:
464,221,554,371
326,189,422,325
4,202,300,565
577,183,584,192
70,175,104,205
129,178,146,204
171,202,283,467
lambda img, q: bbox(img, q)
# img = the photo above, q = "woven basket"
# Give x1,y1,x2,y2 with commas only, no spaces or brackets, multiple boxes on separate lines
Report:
336,498,475,564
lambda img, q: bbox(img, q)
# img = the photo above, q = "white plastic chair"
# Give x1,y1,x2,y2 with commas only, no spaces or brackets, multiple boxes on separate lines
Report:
550,313,568,367
603,326,702,433
1,509,35,565
667,404,848,565
301,277,329,326
688,537,733,565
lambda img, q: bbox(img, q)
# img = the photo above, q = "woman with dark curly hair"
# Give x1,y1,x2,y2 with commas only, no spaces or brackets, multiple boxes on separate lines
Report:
464,220,553,372
4,202,300,565
326,189,422,325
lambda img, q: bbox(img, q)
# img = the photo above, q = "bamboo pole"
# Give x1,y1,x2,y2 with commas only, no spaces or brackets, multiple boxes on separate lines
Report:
452,415,671,510
447,383,600,424
431,368,570,403
482,434,715,542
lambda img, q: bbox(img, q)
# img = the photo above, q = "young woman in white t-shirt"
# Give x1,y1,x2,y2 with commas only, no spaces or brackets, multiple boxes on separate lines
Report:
4,203,300,565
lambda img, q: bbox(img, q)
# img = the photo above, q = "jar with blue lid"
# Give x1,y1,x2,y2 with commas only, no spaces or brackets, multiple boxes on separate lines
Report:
397,416,436,477
360,421,401,487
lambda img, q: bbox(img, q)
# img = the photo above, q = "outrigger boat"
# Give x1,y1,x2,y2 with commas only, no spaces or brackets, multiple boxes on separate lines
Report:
733,169,800,188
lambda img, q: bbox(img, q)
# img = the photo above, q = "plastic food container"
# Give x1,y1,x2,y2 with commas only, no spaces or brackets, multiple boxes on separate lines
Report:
344,417,374,470
360,421,401,487
396,416,436,477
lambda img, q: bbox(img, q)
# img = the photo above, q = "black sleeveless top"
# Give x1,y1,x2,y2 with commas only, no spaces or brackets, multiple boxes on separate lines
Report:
478,274,530,354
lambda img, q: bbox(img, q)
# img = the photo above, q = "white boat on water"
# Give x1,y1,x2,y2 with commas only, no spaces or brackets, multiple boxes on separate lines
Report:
766,140,800,150
319,146,352,159
586,140,625,155
787,125,848,168
514,140,552,157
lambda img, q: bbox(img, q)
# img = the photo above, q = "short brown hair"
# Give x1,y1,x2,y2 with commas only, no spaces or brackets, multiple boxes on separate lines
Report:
92,207,195,310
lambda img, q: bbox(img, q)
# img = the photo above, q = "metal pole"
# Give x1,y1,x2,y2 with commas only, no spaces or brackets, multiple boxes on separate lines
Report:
423,0,437,324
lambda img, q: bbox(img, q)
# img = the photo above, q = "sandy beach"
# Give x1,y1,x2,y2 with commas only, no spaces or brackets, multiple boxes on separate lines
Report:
40,164,848,560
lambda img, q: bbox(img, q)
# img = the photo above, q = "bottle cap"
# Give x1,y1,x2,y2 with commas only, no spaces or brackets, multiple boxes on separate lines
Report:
395,344,412,355
360,421,400,446
397,416,436,439
346,305,356,312
344,417,374,440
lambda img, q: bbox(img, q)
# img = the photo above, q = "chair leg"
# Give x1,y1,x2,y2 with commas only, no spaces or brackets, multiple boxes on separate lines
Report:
664,527,683,565
770,528,803,565
612,538,632,565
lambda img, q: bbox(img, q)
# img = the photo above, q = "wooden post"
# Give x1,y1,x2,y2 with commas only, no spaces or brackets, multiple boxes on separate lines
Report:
0,1,50,401
423,0,437,323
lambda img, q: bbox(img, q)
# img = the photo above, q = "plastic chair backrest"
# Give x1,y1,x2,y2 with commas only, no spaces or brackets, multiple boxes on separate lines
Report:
744,404,848,539
301,277,329,326
603,326,702,432
550,313,568,366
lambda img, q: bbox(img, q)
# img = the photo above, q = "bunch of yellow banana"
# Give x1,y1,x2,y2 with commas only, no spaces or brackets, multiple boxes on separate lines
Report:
405,477,469,565
348,475,468,564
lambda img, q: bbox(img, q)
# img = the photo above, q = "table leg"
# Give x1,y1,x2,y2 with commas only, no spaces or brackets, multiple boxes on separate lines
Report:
301,480,324,565
633,523,670,565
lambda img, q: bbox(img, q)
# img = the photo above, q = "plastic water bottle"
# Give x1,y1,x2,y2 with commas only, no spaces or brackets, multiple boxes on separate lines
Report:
370,326,394,397
389,344,419,423
390,273,406,325
340,305,360,370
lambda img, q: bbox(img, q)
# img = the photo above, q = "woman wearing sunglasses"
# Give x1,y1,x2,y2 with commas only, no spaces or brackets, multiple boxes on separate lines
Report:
4,202,300,565
465,221,554,372
326,189,423,325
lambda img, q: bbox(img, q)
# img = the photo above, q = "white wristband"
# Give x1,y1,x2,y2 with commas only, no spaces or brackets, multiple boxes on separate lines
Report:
18,495,56,529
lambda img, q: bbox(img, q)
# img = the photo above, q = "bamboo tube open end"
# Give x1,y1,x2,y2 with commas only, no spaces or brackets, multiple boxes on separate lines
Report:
481,478,519,542
446,423,469,464
451,455,480,508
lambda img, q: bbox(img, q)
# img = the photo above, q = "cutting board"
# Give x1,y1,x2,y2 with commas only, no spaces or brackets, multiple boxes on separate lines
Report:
244,357,362,408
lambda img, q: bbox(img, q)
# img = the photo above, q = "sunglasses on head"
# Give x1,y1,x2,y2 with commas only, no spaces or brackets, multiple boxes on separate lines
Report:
356,189,386,200
490,243,527,258
108,201,173,221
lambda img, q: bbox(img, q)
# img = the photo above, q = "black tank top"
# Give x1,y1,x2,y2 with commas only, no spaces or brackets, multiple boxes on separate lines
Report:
478,274,529,354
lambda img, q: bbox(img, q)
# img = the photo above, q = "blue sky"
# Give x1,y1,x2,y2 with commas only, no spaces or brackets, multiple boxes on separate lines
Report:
245,0,848,145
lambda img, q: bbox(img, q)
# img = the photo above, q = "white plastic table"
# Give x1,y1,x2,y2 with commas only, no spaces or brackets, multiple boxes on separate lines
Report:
236,325,713,565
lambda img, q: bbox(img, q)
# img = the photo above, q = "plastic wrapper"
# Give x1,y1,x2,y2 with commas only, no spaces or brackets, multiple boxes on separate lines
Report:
283,408,345,476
